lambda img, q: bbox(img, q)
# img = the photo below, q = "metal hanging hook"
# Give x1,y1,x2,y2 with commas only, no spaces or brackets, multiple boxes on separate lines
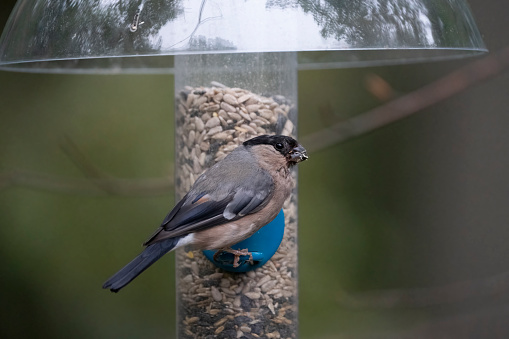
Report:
130,0,146,32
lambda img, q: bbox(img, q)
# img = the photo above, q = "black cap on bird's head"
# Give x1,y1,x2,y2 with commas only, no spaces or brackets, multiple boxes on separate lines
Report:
243,135,308,164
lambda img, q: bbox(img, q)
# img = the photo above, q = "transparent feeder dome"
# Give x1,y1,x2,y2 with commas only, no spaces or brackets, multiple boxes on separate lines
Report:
0,0,486,73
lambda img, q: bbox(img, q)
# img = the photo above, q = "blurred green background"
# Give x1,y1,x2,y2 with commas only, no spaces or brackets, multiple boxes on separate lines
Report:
2,1,509,338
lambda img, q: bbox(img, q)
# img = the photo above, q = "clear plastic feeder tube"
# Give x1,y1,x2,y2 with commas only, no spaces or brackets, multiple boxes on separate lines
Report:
174,52,299,338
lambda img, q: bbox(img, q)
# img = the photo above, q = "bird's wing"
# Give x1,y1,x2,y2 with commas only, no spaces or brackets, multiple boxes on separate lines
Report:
143,169,274,246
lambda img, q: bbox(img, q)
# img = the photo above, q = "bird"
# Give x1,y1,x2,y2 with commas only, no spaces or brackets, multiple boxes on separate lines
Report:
102,135,308,292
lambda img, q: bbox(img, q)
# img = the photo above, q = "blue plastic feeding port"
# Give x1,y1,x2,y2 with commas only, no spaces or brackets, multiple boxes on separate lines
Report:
203,209,285,272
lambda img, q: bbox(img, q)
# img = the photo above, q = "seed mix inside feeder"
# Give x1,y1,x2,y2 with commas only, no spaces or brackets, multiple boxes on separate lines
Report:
175,82,299,339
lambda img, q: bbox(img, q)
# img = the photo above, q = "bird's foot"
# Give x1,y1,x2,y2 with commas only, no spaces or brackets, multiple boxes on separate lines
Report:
213,248,254,268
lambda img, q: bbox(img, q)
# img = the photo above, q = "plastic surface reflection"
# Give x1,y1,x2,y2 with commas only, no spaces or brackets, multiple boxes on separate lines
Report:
0,0,486,71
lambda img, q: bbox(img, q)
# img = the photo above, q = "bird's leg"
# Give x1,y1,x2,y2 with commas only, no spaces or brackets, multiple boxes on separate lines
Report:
213,248,254,267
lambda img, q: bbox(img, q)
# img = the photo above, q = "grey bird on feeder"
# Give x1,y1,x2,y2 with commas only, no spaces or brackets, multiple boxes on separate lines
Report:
103,135,308,292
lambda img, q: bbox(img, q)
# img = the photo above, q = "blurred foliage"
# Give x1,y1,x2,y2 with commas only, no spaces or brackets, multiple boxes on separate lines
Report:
2,0,509,338
0,72,177,338
5,0,183,59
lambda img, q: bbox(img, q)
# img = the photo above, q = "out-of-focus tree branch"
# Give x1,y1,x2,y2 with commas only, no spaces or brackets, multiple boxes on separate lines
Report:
1,47,509,196
336,270,509,337
301,46,509,152
0,135,173,196
337,270,509,309
59,135,111,180
0,169,173,197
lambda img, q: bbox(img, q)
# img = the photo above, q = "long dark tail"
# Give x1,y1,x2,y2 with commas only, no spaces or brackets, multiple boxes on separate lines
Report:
103,238,179,293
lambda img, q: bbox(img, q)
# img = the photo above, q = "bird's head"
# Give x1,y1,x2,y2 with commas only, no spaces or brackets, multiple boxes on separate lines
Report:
243,135,308,166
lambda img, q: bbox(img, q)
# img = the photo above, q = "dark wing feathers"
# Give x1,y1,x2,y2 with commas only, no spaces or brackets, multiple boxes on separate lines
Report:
104,237,179,292
167,198,232,231
238,191,268,217
144,196,231,246
223,189,270,219
143,194,188,245
160,194,188,227
154,214,225,239
223,190,254,220
144,165,274,246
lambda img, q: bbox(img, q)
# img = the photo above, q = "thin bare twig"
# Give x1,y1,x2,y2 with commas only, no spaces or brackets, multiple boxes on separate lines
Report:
59,135,111,179
58,135,123,194
0,169,173,197
0,135,173,196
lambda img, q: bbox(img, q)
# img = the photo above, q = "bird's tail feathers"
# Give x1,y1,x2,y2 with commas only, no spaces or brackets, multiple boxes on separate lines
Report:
102,238,179,292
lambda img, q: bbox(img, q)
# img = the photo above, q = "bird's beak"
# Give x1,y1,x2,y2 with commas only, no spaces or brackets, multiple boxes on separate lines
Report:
288,144,308,163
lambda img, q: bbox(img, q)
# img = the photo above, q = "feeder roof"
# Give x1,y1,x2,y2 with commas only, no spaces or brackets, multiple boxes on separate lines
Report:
0,0,486,73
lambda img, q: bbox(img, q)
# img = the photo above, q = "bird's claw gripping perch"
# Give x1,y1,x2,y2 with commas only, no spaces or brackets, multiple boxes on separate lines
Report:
213,248,254,267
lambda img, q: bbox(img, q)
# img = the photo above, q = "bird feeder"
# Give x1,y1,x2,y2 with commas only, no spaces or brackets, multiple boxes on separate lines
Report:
0,0,486,338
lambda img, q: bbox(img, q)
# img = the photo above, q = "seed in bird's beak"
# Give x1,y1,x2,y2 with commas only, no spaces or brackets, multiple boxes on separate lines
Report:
289,145,308,163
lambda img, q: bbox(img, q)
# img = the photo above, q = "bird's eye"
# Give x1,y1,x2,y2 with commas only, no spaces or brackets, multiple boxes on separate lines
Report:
275,142,284,150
